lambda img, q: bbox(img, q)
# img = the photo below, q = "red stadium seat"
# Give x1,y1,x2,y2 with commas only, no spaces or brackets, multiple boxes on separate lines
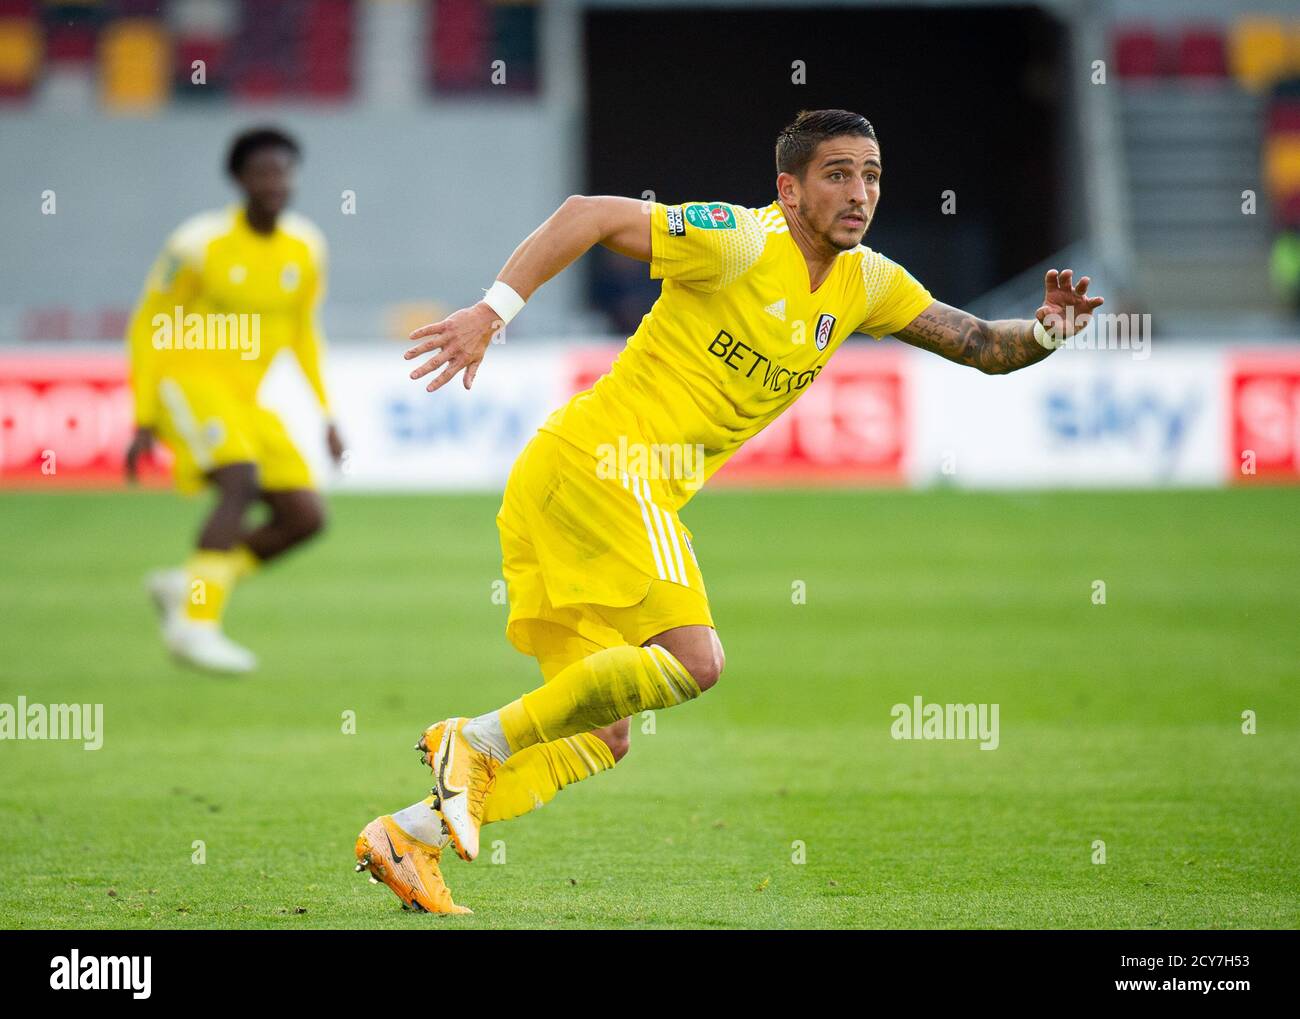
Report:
1175,26,1227,79
44,22,95,64
1267,100,1300,136
233,66,289,101
1277,189,1300,230
302,0,353,99
1114,26,1166,80
432,0,490,92
174,36,227,93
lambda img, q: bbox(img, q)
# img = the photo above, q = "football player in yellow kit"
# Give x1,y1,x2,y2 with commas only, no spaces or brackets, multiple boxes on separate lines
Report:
354,109,1104,912
125,127,343,674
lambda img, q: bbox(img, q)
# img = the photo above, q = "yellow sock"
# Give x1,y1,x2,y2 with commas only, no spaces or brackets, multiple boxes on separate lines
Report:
499,644,699,751
482,733,616,824
183,549,239,623
230,544,260,581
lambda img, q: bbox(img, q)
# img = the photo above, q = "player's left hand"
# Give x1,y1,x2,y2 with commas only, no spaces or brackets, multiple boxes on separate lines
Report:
404,302,500,393
1036,269,1104,336
325,422,345,466
124,426,155,484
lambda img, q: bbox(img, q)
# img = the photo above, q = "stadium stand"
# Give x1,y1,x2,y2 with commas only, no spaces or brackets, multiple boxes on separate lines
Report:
0,0,538,107
1114,14,1300,322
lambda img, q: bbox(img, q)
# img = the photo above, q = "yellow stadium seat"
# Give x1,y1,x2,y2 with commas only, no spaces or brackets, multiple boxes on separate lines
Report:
0,18,41,88
1265,135,1300,199
100,18,170,112
1229,17,1290,92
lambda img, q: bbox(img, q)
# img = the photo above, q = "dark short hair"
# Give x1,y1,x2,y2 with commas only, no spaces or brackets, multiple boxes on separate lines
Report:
226,126,301,177
776,109,877,179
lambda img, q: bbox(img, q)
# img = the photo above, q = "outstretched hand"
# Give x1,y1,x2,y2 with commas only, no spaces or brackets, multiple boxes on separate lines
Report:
1036,269,1104,336
404,302,502,393
124,426,155,483
325,422,346,465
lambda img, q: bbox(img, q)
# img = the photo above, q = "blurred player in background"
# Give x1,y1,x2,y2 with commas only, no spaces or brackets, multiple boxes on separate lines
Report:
354,109,1103,912
124,127,343,674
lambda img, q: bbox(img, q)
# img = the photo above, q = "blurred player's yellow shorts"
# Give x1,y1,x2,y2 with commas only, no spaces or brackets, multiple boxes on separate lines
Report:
153,375,314,494
498,429,714,656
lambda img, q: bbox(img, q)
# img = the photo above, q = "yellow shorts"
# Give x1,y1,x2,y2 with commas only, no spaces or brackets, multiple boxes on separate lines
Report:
498,429,714,657
154,375,314,495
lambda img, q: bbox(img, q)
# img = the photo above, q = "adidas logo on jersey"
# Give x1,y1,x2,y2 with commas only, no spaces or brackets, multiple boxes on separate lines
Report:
764,299,786,322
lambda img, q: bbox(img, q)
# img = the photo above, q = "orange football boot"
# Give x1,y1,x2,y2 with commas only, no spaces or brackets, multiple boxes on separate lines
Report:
417,717,498,862
354,814,470,914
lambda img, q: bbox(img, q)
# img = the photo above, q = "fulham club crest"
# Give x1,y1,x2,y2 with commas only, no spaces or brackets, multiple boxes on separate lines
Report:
815,313,836,351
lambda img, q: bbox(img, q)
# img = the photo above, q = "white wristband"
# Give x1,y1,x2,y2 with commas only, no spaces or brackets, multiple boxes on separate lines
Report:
482,280,526,325
1033,318,1063,350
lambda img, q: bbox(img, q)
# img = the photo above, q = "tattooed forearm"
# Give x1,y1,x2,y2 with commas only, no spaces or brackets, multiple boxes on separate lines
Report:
893,302,1050,375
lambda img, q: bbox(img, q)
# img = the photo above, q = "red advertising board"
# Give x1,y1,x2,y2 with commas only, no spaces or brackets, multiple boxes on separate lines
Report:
0,353,170,487
564,343,907,484
1229,353,1300,483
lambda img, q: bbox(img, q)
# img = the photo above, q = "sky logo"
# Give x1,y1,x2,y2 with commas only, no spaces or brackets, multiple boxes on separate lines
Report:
386,395,530,447
1043,379,1201,467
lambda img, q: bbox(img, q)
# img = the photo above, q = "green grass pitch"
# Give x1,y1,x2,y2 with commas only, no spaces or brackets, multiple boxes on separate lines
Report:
1,487,1297,929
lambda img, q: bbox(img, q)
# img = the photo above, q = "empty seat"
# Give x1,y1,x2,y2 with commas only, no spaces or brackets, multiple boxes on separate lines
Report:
101,18,170,111
302,0,353,99
1276,189,1300,229
44,22,95,64
1176,26,1227,79
432,0,489,91
1265,133,1300,199
0,14,38,98
174,35,226,94
1229,17,1290,92
1267,99,1300,135
1114,26,1165,79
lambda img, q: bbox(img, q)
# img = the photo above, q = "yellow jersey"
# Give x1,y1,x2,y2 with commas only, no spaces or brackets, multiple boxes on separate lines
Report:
127,205,330,427
541,200,933,508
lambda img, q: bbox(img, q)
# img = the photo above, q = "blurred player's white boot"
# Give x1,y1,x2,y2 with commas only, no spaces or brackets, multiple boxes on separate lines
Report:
145,568,187,632
166,619,257,674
